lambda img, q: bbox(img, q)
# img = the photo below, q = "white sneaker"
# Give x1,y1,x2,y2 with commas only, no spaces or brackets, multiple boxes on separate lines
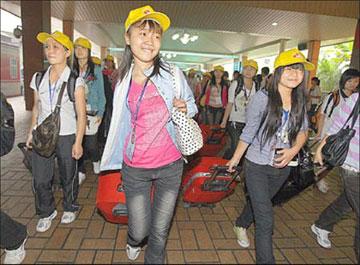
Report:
233,226,250,248
61,211,76,224
316,179,329,193
126,244,141,261
93,161,100,174
79,172,86,185
4,237,27,264
311,224,331,248
36,210,57,233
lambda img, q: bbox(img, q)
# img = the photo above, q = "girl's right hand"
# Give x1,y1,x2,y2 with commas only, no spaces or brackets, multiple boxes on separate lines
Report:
26,133,33,149
220,120,226,129
226,157,240,172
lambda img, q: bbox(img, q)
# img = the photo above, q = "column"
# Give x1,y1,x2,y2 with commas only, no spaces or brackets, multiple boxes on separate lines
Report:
100,46,107,60
350,19,359,70
279,39,286,53
307,40,321,87
63,20,74,41
21,0,51,110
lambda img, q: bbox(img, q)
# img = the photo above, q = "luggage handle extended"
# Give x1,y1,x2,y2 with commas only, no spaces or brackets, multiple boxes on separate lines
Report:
202,165,242,192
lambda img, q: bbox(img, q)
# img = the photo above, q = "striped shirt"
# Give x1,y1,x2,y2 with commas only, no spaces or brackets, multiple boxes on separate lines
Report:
327,92,359,172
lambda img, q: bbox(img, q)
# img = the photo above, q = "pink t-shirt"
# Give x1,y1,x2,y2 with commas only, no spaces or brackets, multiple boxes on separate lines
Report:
124,80,181,168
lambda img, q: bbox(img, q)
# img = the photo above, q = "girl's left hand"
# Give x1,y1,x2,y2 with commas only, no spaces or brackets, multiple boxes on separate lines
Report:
273,148,297,168
173,98,187,113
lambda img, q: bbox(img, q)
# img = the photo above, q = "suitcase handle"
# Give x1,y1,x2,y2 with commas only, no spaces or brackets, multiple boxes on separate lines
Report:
203,166,242,192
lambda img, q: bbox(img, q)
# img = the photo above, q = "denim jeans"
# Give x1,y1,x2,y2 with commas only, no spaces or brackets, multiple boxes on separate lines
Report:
79,134,100,174
206,106,224,125
122,159,183,264
236,159,290,264
315,168,359,262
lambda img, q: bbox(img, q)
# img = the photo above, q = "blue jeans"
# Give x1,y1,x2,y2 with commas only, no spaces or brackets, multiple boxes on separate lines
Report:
122,159,183,264
237,159,290,264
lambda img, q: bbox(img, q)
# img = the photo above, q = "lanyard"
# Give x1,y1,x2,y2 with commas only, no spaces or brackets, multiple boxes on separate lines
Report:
130,78,150,144
278,110,290,144
48,79,58,111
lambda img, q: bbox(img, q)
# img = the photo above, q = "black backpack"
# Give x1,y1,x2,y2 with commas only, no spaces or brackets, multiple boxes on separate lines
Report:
0,92,15,157
323,89,341,118
35,70,77,102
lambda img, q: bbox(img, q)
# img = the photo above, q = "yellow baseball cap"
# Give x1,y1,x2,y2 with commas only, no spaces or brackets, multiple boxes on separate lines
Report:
214,65,224,72
91,56,101,65
74,37,92,49
274,48,315,71
105,55,114,62
203,72,212,78
188,68,197,74
243,59,258,72
36,31,73,52
125,5,170,32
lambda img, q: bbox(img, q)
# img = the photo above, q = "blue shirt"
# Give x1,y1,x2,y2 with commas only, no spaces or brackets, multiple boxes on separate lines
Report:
240,90,308,166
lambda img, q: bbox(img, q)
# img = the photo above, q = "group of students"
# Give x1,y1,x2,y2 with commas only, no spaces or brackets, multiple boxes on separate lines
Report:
1,4,359,265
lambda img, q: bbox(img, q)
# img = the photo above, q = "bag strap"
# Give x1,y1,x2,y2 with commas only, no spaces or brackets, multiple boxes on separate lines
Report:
342,95,360,129
53,82,67,114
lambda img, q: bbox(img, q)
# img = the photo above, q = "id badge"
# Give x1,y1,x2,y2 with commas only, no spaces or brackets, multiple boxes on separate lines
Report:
125,132,136,160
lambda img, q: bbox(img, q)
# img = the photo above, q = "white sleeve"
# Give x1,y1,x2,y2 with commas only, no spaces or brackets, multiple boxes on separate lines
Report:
228,80,237,104
75,77,85,90
321,94,332,114
30,73,38,90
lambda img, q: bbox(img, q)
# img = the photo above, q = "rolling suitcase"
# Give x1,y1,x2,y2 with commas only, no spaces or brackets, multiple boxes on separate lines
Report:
182,156,241,208
197,125,227,157
96,171,128,224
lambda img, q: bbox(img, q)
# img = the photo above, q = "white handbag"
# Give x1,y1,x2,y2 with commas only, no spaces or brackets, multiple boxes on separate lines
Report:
170,65,203,156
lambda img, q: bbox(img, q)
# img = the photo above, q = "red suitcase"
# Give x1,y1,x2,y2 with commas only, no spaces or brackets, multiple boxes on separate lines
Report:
182,157,241,208
197,125,227,157
96,171,128,224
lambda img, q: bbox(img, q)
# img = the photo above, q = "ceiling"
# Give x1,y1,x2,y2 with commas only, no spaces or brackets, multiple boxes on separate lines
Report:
4,1,359,68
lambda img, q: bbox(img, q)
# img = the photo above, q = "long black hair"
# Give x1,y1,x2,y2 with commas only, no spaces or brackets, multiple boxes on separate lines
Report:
113,20,169,84
73,48,95,78
258,63,308,147
339,68,360,98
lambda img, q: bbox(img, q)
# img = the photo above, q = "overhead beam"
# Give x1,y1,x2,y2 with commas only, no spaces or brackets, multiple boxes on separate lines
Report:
233,39,289,55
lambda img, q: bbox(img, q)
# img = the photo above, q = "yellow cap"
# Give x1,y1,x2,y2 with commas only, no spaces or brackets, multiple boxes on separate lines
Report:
274,48,315,71
74,37,92,49
203,72,212,78
36,31,73,52
243,59,258,72
214,65,224,72
91,56,101,65
125,5,170,32
105,55,114,62
188,68,197,74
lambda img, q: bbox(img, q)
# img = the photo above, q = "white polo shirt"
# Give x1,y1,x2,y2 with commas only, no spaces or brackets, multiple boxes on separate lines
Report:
228,80,256,123
30,65,85,135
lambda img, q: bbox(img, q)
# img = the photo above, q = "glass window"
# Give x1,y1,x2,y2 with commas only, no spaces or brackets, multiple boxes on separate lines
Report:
10,57,18,79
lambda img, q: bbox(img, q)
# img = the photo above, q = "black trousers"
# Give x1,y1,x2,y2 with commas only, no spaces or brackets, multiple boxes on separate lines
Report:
0,211,27,250
79,134,100,174
32,134,79,218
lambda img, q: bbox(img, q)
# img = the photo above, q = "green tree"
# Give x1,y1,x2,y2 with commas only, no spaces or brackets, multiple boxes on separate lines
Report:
317,42,353,93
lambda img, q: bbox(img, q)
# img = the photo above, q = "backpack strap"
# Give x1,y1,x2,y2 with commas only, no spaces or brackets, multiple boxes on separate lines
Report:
328,90,340,118
35,70,47,90
67,71,77,102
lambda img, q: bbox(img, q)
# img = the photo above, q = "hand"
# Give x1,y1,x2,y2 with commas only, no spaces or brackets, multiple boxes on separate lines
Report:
273,148,297,168
314,148,324,166
173,98,187,113
226,156,241,172
26,133,33,149
95,116,102,124
220,120,227,129
72,143,83,160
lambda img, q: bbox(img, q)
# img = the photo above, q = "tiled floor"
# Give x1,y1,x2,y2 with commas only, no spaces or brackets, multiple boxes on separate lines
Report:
0,96,357,264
